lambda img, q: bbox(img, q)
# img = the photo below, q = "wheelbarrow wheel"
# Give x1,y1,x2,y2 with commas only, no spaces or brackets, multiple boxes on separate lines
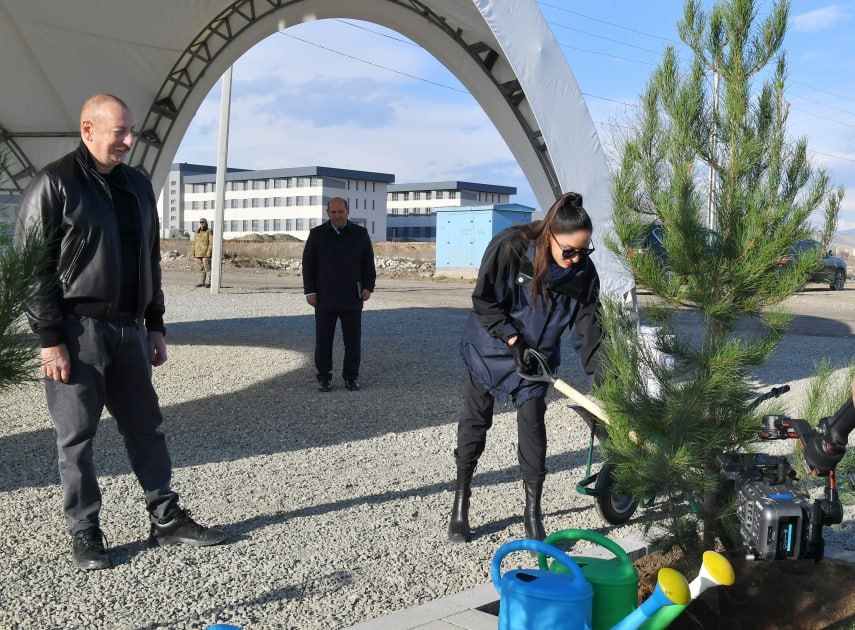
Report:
594,464,639,525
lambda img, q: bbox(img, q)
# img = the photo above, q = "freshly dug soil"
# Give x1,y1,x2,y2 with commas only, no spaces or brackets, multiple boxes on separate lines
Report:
634,549,855,629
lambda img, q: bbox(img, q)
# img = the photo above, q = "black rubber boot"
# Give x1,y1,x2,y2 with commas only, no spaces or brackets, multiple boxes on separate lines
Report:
523,480,546,540
448,464,476,543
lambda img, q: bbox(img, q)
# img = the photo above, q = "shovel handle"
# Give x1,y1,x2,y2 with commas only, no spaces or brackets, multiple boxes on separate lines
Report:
553,379,610,425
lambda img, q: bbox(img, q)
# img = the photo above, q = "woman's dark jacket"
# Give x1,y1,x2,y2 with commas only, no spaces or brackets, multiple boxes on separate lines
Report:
461,226,603,407
302,220,376,311
15,142,165,348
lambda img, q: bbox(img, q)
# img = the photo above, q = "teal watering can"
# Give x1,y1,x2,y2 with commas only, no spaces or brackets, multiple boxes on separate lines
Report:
538,529,638,630
492,539,594,630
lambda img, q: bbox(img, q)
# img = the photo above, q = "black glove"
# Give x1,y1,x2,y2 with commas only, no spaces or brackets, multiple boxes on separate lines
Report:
510,336,537,374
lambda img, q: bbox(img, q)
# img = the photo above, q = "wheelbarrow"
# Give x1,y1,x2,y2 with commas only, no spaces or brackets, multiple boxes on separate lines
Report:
519,348,639,525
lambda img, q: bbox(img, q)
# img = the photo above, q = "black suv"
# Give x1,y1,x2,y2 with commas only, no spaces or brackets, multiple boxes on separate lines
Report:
777,239,847,291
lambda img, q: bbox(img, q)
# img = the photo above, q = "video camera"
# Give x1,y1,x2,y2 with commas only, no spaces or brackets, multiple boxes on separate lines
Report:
718,398,855,562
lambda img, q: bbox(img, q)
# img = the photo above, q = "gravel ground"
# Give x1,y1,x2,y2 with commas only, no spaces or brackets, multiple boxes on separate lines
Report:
2,274,855,629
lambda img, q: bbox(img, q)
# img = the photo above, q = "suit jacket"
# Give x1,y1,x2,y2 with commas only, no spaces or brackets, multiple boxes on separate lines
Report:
302,220,376,311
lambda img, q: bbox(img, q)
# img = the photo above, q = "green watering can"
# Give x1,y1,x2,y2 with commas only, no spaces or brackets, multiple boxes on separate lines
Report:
538,529,638,630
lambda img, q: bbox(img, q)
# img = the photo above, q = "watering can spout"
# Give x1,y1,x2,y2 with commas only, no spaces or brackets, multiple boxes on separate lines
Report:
610,568,689,630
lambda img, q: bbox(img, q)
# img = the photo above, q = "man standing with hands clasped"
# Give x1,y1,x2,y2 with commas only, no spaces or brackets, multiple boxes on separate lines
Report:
302,197,376,392
15,93,225,571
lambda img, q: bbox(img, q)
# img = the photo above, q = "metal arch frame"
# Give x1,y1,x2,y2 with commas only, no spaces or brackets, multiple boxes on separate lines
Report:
0,129,37,194
0,130,80,193
130,0,562,199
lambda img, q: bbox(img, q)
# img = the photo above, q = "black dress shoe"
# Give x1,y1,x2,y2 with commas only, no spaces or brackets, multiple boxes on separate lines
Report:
345,379,361,391
318,378,332,392
72,527,110,570
150,508,226,547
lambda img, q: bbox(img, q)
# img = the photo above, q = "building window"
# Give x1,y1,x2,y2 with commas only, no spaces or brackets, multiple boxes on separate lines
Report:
252,220,260,231
391,192,399,201
252,180,264,190
264,198,271,207
242,199,250,209
425,191,432,200
425,208,432,215
230,220,239,232
309,218,319,228
310,176,318,186
274,178,285,189
403,208,409,215
285,219,293,230
251,198,260,208
286,197,293,207
243,220,251,231
297,177,309,187
264,220,272,231
436,191,444,200
391,208,399,215
295,218,304,231
229,199,239,209
274,219,282,230
309,195,317,205
402,192,409,201
449,191,457,199
414,192,421,200
295,196,305,206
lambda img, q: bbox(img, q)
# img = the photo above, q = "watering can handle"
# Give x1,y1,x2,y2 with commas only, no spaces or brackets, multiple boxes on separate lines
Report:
537,529,633,571
492,539,587,592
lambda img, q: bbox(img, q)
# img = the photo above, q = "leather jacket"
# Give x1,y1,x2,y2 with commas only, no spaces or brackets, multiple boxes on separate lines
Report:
16,142,165,347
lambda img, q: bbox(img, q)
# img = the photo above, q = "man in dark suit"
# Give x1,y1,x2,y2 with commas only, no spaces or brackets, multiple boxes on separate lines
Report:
302,197,376,392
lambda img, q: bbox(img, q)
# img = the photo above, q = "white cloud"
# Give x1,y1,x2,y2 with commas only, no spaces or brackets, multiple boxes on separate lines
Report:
791,5,852,32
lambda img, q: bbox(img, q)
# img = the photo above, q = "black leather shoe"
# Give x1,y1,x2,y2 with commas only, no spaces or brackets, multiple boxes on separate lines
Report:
150,509,226,547
72,527,110,570
318,378,332,392
195,283,205,288
345,379,361,391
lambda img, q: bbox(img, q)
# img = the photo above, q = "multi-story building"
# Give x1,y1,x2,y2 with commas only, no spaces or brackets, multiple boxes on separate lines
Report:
385,181,517,241
159,164,394,242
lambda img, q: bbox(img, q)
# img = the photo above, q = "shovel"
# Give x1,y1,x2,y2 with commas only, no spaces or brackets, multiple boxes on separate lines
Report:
518,348,610,426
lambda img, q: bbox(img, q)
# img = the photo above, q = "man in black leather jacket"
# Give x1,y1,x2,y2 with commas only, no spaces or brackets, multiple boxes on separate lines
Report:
15,93,225,570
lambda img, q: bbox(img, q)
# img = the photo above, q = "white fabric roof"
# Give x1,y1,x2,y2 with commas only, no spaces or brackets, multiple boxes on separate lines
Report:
0,0,634,299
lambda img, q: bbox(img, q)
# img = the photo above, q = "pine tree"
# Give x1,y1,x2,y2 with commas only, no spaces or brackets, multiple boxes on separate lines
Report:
0,152,48,391
600,0,844,555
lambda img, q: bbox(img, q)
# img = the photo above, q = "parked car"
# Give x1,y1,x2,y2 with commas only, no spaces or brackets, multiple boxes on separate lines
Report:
777,239,846,291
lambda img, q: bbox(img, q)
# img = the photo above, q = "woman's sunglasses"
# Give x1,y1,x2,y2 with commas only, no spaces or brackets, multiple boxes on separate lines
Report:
551,233,595,260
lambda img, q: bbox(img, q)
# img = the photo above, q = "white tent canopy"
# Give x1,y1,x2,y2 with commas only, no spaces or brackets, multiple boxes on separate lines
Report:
0,0,634,299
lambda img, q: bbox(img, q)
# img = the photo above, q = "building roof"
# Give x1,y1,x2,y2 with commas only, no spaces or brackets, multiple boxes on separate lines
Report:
170,162,249,175
434,203,534,213
387,181,516,195
183,165,395,184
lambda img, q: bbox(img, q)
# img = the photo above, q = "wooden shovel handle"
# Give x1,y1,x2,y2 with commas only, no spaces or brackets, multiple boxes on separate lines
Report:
553,379,610,425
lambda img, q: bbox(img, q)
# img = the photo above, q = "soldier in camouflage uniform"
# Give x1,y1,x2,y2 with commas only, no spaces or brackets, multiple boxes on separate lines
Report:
191,218,213,287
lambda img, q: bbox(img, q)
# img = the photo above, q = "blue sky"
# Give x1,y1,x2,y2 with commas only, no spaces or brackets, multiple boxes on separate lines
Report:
174,1,855,231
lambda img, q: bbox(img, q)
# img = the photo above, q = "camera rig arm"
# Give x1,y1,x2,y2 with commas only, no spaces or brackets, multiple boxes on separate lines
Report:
797,397,855,477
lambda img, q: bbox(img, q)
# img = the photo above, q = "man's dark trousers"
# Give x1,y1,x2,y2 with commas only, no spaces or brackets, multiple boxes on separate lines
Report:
45,315,178,535
314,309,361,381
